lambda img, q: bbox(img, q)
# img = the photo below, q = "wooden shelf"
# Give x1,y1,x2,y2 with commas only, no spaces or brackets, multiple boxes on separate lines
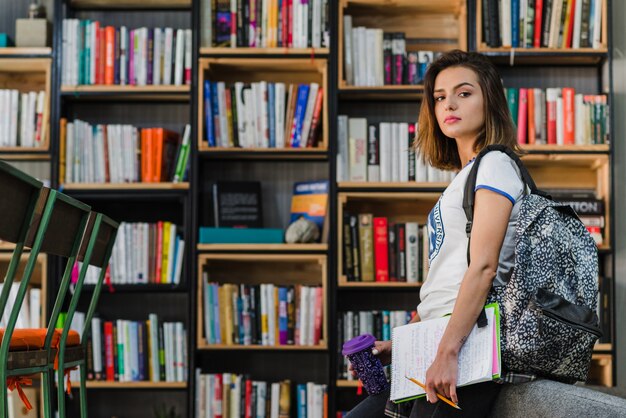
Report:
476,0,608,66
0,58,52,152
338,181,449,191
338,280,421,288
70,0,190,8
61,84,190,100
61,182,189,191
338,85,424,101
589,353,613,386
197,243,328,252
198,58,328,152
595,343,612,352
81,381,187,389
336,379,360,388
0,47,52,57
197,344,327,351
0,151,50,161
521,144,610,153
200,47,329,56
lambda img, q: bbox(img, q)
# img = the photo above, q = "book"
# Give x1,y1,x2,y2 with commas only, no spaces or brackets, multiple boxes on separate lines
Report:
289,180,329,243
212,181,263,228
390,304,501,403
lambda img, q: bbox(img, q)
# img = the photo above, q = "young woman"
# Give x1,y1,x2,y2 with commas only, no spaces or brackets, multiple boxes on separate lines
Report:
346,50,523,418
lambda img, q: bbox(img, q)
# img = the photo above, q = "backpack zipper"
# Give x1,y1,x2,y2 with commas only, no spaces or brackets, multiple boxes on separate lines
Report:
540,308,603,338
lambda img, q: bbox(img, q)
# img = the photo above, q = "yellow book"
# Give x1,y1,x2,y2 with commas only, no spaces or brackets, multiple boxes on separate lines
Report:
218,284,230,345
261,284,269,345
161,221,171,283
59,118,66,184
223,284,234,345
146,319,152,381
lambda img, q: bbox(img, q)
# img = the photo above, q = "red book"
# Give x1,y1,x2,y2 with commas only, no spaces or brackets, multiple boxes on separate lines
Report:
562,87,576,144
565,0,577,48
93,21,101,84
245,378,253,418
99,27,106,85
534,0,544,47
373,217,389,282
104,321,115,381
104,26,115,85
306,87,324,148
547,89,558,144
214,374,223,418
313,286,323,345
287,0,293,47
396,224,406,282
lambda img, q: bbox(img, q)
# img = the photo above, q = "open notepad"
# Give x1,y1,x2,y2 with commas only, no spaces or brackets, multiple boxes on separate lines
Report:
390,303,501,403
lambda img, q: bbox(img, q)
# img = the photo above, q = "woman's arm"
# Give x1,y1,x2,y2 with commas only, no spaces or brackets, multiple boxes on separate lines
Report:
424,189,513,405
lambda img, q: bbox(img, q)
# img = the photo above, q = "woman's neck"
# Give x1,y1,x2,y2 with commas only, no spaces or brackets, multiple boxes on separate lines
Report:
456,139,477,167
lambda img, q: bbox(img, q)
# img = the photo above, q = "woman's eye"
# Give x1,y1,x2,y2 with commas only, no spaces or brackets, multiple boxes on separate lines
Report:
435,96,444,102
459,92,471,97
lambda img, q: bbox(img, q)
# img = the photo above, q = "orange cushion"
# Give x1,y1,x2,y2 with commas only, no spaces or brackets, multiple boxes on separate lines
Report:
0,329,81,351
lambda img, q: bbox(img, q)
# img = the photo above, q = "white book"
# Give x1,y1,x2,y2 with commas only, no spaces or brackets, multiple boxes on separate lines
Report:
275,82,286,148
300,82,319,147
259,81,269,147
26,92,37,151
163,28,174,85
184,29,192,84
148,314,160,382
299,286,310,345
501,0,512,47
243,88,255,148
270,382,280,418
140,28,148,85
375,29,384,86
234,82,246,146
348,118,367,182
343,15,353,85
549,0,564,48
153,28,162,85
351,28,360,85
390,122,400,182
366,29,377,86
572,0,583,48
62,20,68,85
306,382,315,418
175,322,184,381
267,284,276,345
337,115,349,182
357,27,367,87
312,0,321,48
405,222,419,283
379,122,391,182
35,90,46,147
399,122,409,182
520,0,527,46
390,306,499,402
29,286,41,329
91,317,103,377
556,94,564,145
9,90,18,147
592,0,602,48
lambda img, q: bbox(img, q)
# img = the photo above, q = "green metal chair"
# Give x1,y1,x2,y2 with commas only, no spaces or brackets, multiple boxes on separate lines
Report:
55,211,118,418
0,160,91,418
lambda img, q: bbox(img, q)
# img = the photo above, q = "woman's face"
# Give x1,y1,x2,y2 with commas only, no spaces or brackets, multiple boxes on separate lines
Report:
433,66,485,143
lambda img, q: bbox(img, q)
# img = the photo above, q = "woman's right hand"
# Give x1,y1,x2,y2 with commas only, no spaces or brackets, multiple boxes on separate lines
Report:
348,340,392,378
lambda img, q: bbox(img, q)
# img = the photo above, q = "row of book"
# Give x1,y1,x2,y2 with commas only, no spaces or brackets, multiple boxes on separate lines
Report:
508,88,609,145
81,221,185,286
342,19,436,87
80,314,187,383
337,310,415,379
60,120,191,184
206,0,330,49
0,90,46,148
196,374,328,418
0,284,41,329
202,278,324,347
336,117,456,184
62,20,192,86
481,0,604,49
343,214,427,283
204,81,323,149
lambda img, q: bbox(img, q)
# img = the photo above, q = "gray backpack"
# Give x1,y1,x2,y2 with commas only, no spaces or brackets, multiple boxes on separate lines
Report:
463,145,602,383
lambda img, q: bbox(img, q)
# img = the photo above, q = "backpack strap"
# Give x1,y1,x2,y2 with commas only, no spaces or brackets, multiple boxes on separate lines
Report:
462,144,542,328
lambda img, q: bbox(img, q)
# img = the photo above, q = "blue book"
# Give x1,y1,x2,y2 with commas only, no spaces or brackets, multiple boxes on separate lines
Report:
203,280,214,343
297,384,307,418
212,283,222,344
237,286,245,344
289,180,329,240
268,82,276,148
278,286,288,344
210,81,221,146
382,310,391,340
512,0,519,48
291,84,310,148
130,321,139,380
114,27,120,84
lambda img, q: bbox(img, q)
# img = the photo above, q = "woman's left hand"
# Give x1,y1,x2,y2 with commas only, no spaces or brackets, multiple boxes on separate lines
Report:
424,350,459,405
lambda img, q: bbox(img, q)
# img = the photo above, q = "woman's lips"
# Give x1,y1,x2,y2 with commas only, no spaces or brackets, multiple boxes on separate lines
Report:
444,116,461,123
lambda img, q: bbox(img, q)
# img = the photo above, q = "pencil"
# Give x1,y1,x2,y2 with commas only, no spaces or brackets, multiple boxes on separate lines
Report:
404,376,462,410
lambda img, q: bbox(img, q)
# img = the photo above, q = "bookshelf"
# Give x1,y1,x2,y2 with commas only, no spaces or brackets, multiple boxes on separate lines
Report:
7,0,611,415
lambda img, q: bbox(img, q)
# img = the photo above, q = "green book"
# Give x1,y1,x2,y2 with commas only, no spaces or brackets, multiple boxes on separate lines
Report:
507,88,519,128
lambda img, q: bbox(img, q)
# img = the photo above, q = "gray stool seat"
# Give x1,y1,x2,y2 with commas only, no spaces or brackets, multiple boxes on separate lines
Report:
489,379,626,418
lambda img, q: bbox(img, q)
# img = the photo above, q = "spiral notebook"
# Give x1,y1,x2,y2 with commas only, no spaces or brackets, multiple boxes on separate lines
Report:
390,303,501,404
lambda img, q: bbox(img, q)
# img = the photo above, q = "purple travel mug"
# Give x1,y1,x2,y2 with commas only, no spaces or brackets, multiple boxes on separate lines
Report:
342,334,390,395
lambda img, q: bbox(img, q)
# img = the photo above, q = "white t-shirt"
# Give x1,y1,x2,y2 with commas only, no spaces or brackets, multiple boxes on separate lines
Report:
418,151,525,321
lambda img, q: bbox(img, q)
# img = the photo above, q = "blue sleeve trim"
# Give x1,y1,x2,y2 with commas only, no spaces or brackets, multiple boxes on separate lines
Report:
475,185,516,205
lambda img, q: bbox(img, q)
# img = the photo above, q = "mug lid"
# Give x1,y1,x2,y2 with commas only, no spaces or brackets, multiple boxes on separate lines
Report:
342,334,376,355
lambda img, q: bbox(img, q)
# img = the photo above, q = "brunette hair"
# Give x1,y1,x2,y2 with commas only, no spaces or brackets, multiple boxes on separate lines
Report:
414,50,520,170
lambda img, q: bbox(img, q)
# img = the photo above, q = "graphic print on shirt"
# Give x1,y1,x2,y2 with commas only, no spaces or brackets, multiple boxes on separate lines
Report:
428,197,444,264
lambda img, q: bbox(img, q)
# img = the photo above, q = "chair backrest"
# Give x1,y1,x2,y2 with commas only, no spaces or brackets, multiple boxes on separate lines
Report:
57,212,119,353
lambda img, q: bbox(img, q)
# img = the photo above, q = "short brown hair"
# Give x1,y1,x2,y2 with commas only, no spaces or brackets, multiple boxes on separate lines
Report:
414,50,520,170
